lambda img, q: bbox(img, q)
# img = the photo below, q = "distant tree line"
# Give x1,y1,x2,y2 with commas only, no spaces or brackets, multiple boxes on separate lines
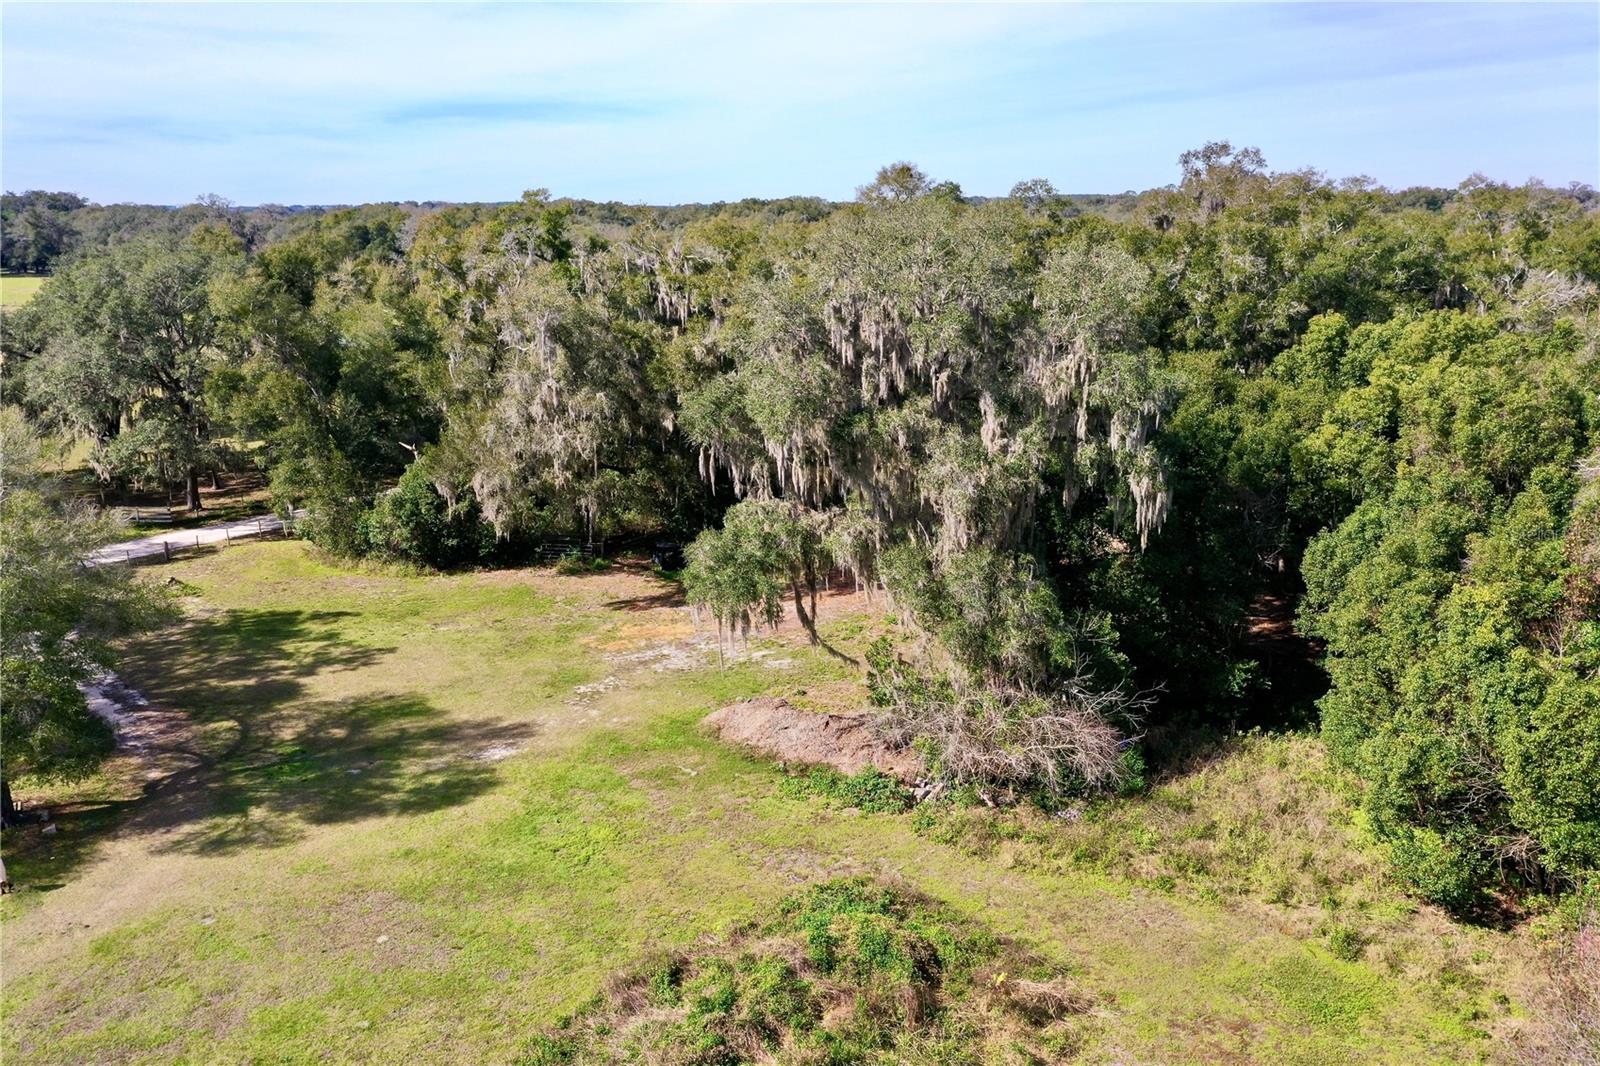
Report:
9,177,1547,279
0,191,335,275
3,147,1596,911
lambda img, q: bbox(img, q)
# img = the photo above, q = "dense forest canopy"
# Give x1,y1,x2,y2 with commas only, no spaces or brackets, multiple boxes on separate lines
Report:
3,145,1596,912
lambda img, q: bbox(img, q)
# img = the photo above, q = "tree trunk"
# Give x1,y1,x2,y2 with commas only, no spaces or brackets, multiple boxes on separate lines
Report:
186,469,202,513
0,778,18,829
806,560,819,631
790,576,857,664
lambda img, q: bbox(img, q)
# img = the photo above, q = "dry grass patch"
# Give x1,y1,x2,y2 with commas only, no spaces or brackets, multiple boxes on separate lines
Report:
1506,909,1600,1064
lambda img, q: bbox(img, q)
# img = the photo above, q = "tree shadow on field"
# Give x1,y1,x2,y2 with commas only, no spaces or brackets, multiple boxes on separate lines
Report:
121,608,389,722
3,607,534,891
148,691,536,855
601,568,687,612
116,607,536,855
603,585,688,612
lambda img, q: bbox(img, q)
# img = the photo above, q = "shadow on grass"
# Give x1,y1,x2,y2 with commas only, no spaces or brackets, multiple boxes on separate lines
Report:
150,691,535,855
126,607,387,709
3,606,533,892
1,791,137,901
601,568,687,612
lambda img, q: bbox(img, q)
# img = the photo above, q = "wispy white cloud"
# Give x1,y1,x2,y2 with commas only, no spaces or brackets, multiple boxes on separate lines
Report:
2,2,1593,203
380,97,663,126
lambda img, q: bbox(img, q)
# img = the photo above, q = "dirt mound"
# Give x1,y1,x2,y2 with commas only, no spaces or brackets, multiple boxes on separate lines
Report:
530,878,1095,1064
703,697,922,782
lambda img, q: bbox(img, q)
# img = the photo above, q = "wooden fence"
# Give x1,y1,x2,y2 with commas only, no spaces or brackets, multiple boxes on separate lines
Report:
114,507,175,525
529,537,600,563
90,514,297,568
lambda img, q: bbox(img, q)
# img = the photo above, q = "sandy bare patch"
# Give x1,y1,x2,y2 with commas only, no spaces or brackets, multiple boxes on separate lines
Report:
592,615,698,651
702,697,922,782
603,638,715,673
471,743,526,762
79,671,205,784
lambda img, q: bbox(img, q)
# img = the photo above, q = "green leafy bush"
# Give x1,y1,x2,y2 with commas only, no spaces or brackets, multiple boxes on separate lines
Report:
778,767,913,814
554,551,610,575
1326,925,1367,962
357,461,493,568
1298,314,1598,909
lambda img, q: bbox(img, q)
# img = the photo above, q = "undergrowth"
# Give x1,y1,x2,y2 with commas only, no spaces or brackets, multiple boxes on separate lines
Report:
776,736,1379,913
555,552,612,575
906,733,1384,909
778,767,914,814
520,878,1099,1065
772,734,1517,1040
1510,901,1600,1064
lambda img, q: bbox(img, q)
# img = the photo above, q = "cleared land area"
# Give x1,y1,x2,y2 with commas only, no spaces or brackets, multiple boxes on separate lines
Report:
0,541,1544,1063
0,274,45,307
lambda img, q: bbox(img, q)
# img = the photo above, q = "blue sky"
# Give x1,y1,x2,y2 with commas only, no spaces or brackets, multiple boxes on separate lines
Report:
2,2,1595,205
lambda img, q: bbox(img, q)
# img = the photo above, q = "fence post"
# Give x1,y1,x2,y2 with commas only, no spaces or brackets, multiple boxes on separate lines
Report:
163,541,171,563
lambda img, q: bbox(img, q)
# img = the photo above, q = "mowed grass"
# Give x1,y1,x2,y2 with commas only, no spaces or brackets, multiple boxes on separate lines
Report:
0,541,1538,1064
0,274,46,308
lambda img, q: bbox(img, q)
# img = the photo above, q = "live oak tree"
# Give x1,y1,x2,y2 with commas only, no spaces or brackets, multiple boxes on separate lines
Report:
0,192,84,275
679,178,1173,793
683,498,855,661
19,233,240,510
424,192,720,548
207,207,437,552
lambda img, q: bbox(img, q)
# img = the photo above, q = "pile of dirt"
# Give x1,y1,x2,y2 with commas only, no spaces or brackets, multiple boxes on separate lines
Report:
702,697,922,782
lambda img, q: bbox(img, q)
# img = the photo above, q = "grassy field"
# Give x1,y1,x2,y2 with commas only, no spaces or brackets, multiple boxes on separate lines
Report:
0,541,1546,1063
0,274,46,308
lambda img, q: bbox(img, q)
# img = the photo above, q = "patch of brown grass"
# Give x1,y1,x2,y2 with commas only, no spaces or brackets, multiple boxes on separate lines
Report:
909,732,1532,1047
590,614,699,651
1506,909,1600,1065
